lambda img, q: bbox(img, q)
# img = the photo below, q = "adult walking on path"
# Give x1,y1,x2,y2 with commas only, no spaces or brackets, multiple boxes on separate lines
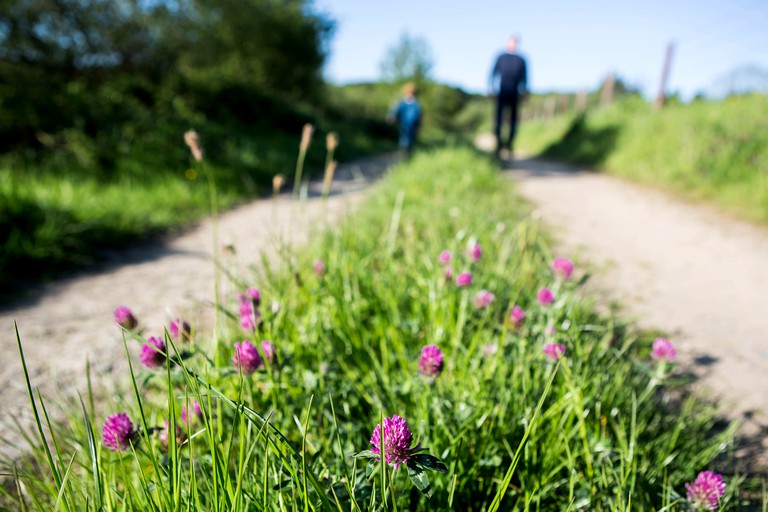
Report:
489,35,528,160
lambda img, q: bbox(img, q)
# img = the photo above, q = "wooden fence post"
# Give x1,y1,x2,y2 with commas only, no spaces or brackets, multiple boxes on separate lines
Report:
655,42,675,108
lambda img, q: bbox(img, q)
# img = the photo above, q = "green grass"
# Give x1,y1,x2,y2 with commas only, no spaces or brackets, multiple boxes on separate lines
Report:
2,147,748,510
516,94,768,223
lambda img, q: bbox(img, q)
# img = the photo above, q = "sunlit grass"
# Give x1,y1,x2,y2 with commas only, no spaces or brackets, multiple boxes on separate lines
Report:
2,147,746,510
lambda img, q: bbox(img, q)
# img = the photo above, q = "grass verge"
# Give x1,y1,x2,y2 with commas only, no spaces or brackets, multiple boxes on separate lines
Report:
3,147,747,510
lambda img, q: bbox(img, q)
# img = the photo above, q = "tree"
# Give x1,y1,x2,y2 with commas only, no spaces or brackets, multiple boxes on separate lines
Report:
379,32,434,84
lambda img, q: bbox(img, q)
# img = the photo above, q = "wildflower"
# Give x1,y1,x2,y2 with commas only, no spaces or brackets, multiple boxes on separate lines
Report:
438,250,452,265
456,272,472,287
551,257,574,280
114,306,138,330
650,337,677,362
169,318,191,343
686,471,726,510
509,305,525,328
313,259,326,277
102,413,138,452
543,343,566,360
467,242,482,262
444,267,454,281
245,287,261,305
537,287,555,305
419,345,444,378
181,400,203,425
473,289,496,309
238,300,261,331
370,414,415,469
140,336,167,369
260,340,276,365
158,420,187,452
183,129,204,162
232,340,263,374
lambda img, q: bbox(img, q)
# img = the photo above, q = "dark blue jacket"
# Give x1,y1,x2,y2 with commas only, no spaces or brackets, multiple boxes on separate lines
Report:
491,52,528,96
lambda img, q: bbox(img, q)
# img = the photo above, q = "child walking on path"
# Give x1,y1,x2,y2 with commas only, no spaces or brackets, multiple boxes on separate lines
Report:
387,82,422,156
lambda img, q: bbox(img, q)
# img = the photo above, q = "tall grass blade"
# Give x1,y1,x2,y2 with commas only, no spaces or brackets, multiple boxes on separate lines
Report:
14,322,63,491
78,394,103,510
488,360,562,512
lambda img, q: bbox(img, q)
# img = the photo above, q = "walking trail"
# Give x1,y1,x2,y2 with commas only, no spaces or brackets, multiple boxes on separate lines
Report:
2,149,767,470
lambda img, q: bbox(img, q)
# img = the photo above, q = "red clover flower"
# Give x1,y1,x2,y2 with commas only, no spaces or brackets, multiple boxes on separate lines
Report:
102,412,138,452
313,259,326,277
140,336,167,369
181,400,203,424
509,305,525,328
686,470,726,510
169,318,191,343
239,300,261,331
260,340,276,365
467,242,482,262
419,345,444,378
245,287,261,304
543,343,566,360
438,250,452,265
370,414,416,469
650,337,677,362
114,306,138,330
232,340,263,374
472,289,495,309
551,257,574,280
537,287,555,305
456,272,472,287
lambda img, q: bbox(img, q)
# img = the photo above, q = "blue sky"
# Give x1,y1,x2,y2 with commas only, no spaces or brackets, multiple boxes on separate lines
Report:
315,0,768,99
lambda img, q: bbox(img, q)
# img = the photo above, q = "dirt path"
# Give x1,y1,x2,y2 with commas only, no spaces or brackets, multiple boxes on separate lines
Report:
0,155,395,461
506,156,768,464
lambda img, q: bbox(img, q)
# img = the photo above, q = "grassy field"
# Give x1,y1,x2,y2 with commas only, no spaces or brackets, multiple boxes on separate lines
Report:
3,147,747,510
515,94,768,223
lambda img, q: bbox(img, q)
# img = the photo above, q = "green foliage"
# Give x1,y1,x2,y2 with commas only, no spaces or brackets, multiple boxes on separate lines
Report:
4,148,744,510
516,94,768,223
378,31,434,85
0,0,333,163
0,0,400,299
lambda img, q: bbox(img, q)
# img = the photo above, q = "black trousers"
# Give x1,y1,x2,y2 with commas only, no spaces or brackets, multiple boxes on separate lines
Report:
494,92,520,152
